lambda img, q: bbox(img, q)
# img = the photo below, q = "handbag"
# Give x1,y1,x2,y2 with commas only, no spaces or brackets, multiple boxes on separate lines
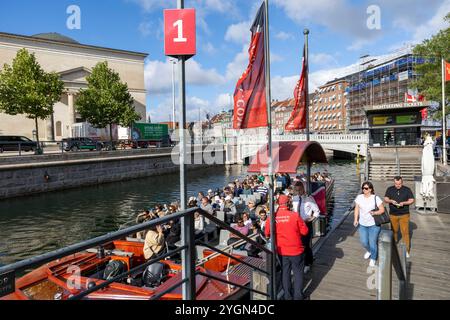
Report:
372,195,390,226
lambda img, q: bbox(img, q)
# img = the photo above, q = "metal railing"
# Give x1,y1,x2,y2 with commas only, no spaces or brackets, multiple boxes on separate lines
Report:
0,207,274,300
377,229,408,300
0,141,65,156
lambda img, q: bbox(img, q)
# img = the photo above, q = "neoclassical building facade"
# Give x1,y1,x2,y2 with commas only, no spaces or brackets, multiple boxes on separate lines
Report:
0,32,148,141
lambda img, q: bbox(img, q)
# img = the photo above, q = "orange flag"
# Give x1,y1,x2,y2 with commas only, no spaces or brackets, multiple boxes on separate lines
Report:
445,60,450,82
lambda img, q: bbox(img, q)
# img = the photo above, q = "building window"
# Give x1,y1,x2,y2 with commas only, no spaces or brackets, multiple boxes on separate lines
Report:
56,121,62,137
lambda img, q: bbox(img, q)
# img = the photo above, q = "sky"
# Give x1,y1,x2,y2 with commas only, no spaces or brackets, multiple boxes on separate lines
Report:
0,0,449,122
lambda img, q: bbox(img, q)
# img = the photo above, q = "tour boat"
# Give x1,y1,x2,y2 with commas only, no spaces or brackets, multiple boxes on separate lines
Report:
1,239,265,300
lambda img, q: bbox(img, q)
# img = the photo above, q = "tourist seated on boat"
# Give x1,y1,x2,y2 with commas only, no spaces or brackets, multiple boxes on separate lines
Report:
136,210,157,239
245,221,267,258
188,197,198,208
194,211,205,239
200,197,214,215
228,215,250,250
207,189,215,199
242,212,253,228
197,192,205,204
165,218,181,249
242,182,253,195
143,219,165,260
257,210,268,233
245,199,258,221
153,205,165,218
255,181,269,203
212,195,224,212
223,195,237,223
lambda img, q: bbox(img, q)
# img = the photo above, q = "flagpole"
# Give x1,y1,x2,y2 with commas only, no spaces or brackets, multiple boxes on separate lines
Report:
264,0,277,300
442,58,447,166
304,29,312,196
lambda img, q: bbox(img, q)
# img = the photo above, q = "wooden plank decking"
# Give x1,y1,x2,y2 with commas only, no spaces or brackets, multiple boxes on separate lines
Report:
305,210,450,300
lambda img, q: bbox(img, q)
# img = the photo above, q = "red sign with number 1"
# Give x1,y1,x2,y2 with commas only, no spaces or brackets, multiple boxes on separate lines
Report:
164,9,196,57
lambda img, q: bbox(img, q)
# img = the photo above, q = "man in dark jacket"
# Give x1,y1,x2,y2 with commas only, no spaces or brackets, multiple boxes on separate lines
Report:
265,195,309,300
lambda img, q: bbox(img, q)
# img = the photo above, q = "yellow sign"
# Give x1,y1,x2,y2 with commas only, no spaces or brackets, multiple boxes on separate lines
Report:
373,116,390,125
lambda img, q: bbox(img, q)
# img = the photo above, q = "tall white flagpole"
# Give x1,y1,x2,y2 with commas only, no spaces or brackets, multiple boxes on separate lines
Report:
264,0,277,300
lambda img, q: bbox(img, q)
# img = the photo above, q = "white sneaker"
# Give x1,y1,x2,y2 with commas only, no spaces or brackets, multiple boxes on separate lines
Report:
369,259,376,267
304,266,311,274
364,251,371,260
406,252,410,258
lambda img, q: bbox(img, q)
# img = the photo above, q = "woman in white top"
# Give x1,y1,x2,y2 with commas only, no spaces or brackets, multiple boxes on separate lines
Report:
354,181,385,267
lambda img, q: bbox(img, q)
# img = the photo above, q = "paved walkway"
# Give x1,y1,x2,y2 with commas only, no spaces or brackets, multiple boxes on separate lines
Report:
305,206,450,300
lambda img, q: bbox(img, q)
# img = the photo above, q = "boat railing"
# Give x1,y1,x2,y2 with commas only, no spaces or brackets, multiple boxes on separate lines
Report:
0,207,275,300
377,229,408,300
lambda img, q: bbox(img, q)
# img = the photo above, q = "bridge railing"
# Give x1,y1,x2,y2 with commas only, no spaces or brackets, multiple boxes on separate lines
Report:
377,229,408,300
236,133,369,145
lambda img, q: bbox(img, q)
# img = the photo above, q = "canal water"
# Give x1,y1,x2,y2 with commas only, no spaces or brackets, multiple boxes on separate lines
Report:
0,160,363,266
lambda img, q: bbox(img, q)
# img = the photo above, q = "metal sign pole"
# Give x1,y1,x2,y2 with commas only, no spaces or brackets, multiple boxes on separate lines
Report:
177,0,196,301
264,0,277,300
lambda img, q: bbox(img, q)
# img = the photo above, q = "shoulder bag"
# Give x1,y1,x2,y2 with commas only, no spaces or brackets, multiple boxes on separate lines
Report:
372,195,390,226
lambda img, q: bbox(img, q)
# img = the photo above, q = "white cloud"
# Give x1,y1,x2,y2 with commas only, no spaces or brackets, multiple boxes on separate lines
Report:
275,31,294,41
411,1,450,43
225,45,249,81
202,42,217,54
271,53,284,63
215,93,233,110
144,59,225,95
225,21,251,44
310,53,338,66
138,21,152,37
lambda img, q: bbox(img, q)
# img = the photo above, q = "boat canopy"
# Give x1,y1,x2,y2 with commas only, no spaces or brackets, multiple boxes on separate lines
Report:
247,141,328,174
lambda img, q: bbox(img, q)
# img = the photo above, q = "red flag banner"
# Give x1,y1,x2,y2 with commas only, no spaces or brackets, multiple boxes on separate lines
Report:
233,3,268,129
445,60,450,82
285,46,307,131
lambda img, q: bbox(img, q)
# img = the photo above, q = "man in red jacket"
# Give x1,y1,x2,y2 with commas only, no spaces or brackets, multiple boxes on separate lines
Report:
265,194,309,300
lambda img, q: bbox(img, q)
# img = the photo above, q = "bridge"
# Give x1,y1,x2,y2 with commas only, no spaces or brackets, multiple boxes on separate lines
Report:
225,133,369,164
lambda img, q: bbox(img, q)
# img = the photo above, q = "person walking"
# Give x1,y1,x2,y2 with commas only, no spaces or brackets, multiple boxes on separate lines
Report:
384,176,415,258
353,182,385,267
265,195,309,300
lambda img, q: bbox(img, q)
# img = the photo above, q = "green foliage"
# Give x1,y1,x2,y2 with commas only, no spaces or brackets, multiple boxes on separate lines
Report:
0,49,64,143
76,62,141,133
412,13,450,119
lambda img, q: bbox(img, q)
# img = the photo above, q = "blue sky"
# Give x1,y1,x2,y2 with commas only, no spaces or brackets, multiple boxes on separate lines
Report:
1,0,449,122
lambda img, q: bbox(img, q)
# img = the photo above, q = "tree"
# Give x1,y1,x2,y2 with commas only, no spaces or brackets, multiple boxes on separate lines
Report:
412,13,450,120
76,61,141,147
0,49,64,150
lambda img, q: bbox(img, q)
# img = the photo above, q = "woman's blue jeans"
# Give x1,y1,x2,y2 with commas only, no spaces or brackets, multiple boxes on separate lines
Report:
359,225,381,260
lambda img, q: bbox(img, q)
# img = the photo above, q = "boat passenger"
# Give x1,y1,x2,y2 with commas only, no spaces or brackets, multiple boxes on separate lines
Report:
228,215,250,250
242,182,253,195
223,195,237,223
194,211,205,239
143,221,165,260
245,221,267,258
242,212,253,228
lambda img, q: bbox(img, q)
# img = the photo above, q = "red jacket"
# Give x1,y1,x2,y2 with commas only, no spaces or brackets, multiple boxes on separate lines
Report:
265,205,309,256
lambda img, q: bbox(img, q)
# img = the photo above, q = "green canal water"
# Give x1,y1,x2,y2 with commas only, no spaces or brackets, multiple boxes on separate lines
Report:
0,160,363,266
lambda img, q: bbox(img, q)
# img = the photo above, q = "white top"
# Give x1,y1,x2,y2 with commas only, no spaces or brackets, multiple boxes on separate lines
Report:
354,194,383,227
292,195,321,222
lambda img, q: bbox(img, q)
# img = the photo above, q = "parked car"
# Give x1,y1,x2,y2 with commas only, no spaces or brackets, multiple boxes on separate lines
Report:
0,136,38,153
62,137,103,152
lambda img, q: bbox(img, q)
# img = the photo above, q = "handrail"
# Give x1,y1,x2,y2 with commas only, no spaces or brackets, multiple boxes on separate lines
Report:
0,206,276,300
377,230,408,300
0,208,196,275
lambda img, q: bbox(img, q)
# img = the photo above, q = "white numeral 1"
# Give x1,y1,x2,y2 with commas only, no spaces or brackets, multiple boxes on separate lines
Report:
173,19,187,43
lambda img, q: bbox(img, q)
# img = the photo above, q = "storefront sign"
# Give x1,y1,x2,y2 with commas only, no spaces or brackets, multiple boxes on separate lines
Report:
365,101,427,111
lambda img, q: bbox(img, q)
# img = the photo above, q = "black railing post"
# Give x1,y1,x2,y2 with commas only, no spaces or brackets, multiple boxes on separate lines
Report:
182,210,196,300
18,142,21,156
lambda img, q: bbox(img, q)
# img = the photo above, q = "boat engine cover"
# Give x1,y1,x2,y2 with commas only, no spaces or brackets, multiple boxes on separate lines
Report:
103,260,127,280
143,262,167,288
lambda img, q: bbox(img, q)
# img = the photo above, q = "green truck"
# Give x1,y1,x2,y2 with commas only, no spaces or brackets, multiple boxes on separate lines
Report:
131,123,171,148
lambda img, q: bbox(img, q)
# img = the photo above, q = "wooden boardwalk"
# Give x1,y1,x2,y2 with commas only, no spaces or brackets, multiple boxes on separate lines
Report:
305,209,450,300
